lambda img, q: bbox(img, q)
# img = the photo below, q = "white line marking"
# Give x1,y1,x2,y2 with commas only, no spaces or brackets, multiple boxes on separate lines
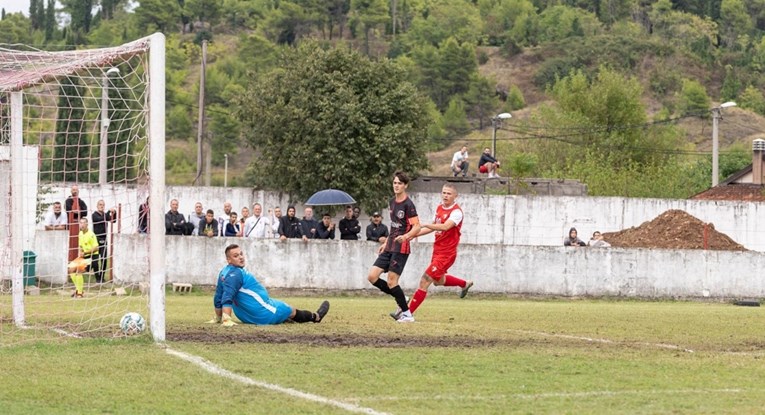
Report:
367,388,751,401
509,329,695,353
165,346,391,415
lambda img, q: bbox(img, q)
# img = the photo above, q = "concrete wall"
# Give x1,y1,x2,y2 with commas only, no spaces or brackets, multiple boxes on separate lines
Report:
0,146,39,283
28,233,754,299
34,184,765,251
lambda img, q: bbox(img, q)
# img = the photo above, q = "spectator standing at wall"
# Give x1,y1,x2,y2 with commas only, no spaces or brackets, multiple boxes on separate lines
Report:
138,197,149,234
225,212,242,237
451,145,469,177
279,206,302,240
91,200,116,283
478,147,501,178
44,201,67,230
165,199,193,235
218,202,233,236
366,211,389,243
270,207,282,238
299,207,320,241
188,202,205,235
588,231,611,248
65,185,88,261
339,205,360,240
244,203,271,238
563,227,587,247
199,209,219,237
317,213,336,240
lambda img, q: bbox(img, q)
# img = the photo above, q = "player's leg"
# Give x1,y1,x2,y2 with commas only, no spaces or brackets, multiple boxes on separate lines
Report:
387,253,414,322
408,272,435,315
431,253,473,297
289,300,331,323
368,253,393,295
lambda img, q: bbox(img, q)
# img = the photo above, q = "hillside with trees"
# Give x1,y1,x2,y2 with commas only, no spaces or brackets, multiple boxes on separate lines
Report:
3,0,765,208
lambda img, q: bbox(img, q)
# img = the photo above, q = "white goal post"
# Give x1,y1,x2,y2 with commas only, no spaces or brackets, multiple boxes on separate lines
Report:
1,33,166,343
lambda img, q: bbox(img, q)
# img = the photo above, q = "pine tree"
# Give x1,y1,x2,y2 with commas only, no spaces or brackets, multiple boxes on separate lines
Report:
53,76,93,182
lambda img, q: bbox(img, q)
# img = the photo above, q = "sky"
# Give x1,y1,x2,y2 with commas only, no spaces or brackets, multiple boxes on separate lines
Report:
0,0,31,16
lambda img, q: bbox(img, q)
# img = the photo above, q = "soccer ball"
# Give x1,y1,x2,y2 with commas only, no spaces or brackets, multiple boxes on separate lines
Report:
120,312,146,335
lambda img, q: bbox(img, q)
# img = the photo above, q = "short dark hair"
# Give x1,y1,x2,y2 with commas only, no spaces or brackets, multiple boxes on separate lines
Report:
322,212,331,218
225,244,239,257
393,170,410,184
206,209,214,215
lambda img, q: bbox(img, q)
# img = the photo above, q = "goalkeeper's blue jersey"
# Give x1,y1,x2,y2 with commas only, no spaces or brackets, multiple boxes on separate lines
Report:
213,264,292,325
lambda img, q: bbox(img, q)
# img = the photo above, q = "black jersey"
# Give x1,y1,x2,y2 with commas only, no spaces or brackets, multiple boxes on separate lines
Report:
384,195,418,254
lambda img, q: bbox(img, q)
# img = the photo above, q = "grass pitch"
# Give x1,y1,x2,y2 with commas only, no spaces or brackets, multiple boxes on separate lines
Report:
2,293,765,414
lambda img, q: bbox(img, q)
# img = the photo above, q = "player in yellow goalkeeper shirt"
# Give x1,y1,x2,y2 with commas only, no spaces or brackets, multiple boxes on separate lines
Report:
67,217,99,298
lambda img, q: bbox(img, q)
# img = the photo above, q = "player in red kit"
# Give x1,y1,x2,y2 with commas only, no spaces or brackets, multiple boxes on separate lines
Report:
391,183,473,320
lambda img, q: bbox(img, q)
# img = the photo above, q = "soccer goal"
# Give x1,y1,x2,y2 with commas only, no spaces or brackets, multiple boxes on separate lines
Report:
0,33,166,344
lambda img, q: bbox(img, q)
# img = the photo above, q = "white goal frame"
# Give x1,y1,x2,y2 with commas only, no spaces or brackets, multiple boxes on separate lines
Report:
6,33,167,342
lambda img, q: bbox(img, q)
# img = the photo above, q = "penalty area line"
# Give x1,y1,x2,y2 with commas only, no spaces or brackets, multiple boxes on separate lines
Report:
165,347,391,415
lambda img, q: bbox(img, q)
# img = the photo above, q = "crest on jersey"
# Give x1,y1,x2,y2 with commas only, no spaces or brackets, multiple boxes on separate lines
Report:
397,210,405,219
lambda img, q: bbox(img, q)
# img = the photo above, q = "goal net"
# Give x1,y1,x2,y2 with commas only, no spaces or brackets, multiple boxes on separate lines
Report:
0,34,166,345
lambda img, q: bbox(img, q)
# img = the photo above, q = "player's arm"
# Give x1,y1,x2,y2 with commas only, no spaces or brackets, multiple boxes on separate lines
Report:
397,216,421,242
423,220,456,232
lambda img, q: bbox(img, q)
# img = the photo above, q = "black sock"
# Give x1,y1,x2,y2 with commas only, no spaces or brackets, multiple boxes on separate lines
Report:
390,285,409,312
373,278,393,295
292,309,316,323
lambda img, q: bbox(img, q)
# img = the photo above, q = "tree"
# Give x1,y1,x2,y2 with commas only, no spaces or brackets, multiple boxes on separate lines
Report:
350,0,389,55
61,0,94,33
45,0,55,41
106,72,136,182
462,74,499,129
678,78,711,117
134,0,182,33
52,76,92,182
235,43,430,211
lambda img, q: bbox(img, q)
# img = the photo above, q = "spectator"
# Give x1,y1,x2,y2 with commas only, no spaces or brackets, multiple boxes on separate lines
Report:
563,227,587,247
91,200,116,283
207,244,329,326
44,201,67,230
279,205,301,240
353,206,361,220
366,211,389,243
189,202,205,235
138,197,149,234
224,212,242,237
165,199,193,235
269,207,282,238
65,184,88,224
218,202,233,236
299,207,320,241
244,203,271,238
478,147,501,178
588,231,611,248
339,205,361,240
317,213,336,240
199,209,219,237
451,145,469,177
240,206,250,228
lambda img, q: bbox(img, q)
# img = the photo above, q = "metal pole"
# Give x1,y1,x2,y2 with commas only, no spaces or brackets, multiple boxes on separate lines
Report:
712,108,720,187
224,153,228,189
193,40,207,186
99,74,108,185
491,117,498,157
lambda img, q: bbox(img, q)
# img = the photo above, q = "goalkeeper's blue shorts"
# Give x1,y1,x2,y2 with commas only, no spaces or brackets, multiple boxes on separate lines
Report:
233,298,292,325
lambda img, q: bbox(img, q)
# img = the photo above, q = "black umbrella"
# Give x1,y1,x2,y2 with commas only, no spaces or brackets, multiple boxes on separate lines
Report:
305,189,356,206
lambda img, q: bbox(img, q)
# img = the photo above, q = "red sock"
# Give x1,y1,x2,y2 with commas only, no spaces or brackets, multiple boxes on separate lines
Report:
443,274,465,287
408,289,428,314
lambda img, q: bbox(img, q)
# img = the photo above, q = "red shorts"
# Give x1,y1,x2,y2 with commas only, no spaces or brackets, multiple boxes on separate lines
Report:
425,252,457,280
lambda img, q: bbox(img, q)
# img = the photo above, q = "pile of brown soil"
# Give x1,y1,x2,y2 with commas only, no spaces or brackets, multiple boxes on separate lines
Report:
602,209,747,251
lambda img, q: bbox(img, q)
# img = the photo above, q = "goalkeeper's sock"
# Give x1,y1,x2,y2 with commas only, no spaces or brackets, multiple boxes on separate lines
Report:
390,285,409,312
408,289,428,314
71,273,84,294
443,274,466,287
372,278,393,295
292,309,315,323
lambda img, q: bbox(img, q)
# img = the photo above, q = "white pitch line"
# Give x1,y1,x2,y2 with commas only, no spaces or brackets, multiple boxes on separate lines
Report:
510,329,695,353
367,388,749,401
165,347,391,415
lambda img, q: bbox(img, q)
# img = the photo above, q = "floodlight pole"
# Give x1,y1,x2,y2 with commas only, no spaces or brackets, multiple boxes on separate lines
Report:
99,67,120,185
711,101,736,187
491,112,512,157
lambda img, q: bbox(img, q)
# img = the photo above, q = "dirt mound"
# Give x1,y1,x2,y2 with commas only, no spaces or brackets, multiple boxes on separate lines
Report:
602,209,747,251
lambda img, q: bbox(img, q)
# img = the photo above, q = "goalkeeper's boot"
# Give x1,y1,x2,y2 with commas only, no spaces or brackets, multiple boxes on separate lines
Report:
460,280,474,299
315,300,330,323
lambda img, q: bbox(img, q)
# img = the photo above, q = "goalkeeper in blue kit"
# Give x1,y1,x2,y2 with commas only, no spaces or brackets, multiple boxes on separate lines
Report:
209,244,330,326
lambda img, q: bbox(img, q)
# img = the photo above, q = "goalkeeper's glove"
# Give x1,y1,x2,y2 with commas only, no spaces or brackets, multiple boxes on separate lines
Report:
221,313,238,327
205,315,221,324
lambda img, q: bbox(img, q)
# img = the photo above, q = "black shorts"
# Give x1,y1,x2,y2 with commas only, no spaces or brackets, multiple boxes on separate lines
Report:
373,251,409,275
